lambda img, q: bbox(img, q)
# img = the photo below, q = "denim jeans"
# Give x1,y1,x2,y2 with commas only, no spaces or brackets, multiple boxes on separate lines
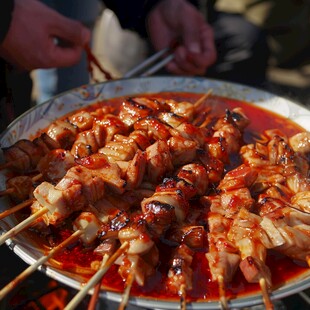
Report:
36,0,101,103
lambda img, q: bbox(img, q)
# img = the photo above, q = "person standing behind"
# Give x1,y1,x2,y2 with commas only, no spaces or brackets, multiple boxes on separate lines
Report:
0,0,91,132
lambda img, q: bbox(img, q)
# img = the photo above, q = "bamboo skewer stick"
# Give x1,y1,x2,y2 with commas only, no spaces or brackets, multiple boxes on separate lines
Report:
179,283,187,310
0,187,15,197
31,173,43,182
0,229,83,300
259,278,274,310
0,198,34,220
0,207,48,246
218,275,228,310
87,281,101,310
65,241,129,310
118,268,135,310
193,90,212,109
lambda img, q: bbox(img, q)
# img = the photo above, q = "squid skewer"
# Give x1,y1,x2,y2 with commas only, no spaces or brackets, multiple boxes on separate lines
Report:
202,164,260,309
228,208,274,310
166,244,194,310
204,210,240,310
0,153,121,245
0,148,75,202
0,133,61,173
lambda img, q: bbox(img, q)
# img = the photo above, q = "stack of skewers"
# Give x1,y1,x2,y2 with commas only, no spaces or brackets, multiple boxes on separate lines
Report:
0,92,310,310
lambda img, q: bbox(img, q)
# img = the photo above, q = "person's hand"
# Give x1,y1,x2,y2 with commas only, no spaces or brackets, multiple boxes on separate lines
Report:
147,0,217,76
0,0,91,71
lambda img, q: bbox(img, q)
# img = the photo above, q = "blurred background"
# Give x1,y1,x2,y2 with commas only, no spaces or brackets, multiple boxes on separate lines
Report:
31,3,310,108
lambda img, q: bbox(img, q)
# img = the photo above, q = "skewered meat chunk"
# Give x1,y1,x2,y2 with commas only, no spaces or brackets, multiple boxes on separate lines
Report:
167,244,194,295
217,164,257,192
94,238,118,256
206,212,240,283
198,149,224,183
286,172,310,193
145,139,174,184
175,122,207,147
33,133,61,154
164,99,197,120
157,112,187,129
211,187,254,218
2,141,39,173
141,196,176,238
73,212,102,245
124,149,146,190
98,114,128,141
5,176,34,202
291,191,310,213
239,256,272,285
176,163,208,196
76,153,126,194
134,116,172,141
56,166,106,204
71,129,101,158
157,177,198,201
128,130,150,150
228,208,273,287
206,251,241,284
229,107,251,130
14,140,43,168
168,136,198,166
68,110,94,131
118,220,154,255
118,242,159,288
118,98,155,127
47,120,78,149
36,149,75,181
289,132,310,154
99,137,138,162
258,196,310,262
33,182,85,225
205,136,229,163
212,108,249,154
143,189,189,223
98,209,130,240
167,225,206,249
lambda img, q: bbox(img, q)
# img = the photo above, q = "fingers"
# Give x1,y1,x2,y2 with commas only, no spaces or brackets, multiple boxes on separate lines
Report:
167,24,217,76
52,15,91,47
47,15,91,68
48,42,85,68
